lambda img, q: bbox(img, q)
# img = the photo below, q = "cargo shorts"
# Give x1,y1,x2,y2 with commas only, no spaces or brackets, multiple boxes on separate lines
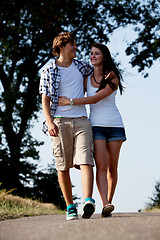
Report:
51,116,94,171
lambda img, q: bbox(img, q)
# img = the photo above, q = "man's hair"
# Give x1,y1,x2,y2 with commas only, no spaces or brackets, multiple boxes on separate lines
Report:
52,32,75,57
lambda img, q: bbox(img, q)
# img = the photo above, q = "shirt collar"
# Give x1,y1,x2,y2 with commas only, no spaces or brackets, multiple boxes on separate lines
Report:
52,59,58,70
52,58,77,69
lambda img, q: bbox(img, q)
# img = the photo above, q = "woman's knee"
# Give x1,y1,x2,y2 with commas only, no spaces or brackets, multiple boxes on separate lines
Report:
96,161,107,172
108,165,118,177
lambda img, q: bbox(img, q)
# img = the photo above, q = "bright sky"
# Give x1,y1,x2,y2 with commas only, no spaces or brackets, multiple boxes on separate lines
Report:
32,27,160,213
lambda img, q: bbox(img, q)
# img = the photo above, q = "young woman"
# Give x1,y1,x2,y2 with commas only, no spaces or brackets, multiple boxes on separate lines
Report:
58,43,126,217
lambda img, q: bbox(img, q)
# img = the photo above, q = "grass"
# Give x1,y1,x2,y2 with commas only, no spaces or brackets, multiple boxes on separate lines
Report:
145,207,160,213
0,188,65,220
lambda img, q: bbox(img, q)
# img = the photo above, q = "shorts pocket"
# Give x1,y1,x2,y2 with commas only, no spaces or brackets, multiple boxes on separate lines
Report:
52,142,65,168
53,142,62,157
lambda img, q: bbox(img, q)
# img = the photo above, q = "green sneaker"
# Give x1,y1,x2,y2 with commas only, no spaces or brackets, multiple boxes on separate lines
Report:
66,204,78,221
82,198,95,219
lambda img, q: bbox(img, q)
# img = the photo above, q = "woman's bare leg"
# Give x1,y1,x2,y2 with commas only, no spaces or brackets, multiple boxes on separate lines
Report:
94,140,110,207
106,140,123,203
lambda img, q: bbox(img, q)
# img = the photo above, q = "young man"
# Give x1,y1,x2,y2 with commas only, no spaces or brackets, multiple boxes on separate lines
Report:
39,32,95,220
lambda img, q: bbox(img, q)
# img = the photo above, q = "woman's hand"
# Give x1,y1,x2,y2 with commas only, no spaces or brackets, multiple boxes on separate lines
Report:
104,71,116,80
58,96,70,106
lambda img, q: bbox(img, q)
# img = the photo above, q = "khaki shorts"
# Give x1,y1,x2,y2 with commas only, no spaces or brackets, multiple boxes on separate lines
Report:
51,116,94,171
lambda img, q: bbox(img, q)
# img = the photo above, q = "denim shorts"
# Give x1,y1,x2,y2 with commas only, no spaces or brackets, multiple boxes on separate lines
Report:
92,126,126,142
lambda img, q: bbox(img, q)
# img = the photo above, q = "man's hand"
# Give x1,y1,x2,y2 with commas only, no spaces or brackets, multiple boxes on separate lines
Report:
47,121,59,137
41,94,59,137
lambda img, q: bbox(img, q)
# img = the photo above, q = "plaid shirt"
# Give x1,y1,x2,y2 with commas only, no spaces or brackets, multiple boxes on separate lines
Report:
39,58,93,134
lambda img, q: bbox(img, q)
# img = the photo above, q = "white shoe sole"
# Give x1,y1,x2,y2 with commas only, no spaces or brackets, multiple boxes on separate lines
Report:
66,215,78,221
82,201,95,219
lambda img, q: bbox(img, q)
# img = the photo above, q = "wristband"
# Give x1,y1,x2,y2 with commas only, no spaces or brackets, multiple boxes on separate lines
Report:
69,98,74,106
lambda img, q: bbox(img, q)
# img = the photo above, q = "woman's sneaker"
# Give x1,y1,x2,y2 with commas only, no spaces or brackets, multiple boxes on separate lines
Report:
82,198,95,219
66,204,78,221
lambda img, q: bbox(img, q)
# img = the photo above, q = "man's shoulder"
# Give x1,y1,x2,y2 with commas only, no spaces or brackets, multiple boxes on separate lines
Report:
41,60,57,74
73,58,93,76
73,58,88,66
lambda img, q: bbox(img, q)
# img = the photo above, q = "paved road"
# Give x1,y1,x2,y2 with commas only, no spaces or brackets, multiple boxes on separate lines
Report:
0,212,160,240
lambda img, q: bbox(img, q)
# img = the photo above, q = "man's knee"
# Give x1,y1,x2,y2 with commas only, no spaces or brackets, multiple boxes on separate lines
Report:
58,168,70,177
79,164,93,170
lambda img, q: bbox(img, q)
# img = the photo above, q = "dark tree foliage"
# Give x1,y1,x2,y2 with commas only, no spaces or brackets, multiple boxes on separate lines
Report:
0,0,75,196
148,181,160,209
0,0,159,202
31,165,66,209
125,0,160,77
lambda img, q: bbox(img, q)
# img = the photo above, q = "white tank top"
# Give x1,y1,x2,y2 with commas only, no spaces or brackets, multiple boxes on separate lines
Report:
87,75,124,127
54,62,87,117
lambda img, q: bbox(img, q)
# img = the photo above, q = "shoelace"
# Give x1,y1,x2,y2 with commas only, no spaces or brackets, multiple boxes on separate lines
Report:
68,208,77,214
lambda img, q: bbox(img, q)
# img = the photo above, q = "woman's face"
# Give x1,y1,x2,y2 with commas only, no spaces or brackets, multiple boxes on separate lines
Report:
90,47,104,66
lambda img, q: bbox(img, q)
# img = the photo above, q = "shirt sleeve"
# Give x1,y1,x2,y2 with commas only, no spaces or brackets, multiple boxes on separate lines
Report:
39,69,51,98
84,62,93,77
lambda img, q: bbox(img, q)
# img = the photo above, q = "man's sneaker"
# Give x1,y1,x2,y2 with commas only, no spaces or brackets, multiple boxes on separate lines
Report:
66,204,78,221
101,204,114,218
82,198,95,219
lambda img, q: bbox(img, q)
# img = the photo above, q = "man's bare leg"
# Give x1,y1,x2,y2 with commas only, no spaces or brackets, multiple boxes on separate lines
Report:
58,169,73,206
80,164,95,218
80,164,94,200
58,169,78,220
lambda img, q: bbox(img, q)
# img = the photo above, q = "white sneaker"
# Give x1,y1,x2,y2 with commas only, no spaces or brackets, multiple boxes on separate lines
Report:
66,207,78,221
82,198,95,219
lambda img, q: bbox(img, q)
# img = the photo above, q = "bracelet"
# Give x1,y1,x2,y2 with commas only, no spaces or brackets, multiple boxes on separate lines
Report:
69,98,74,106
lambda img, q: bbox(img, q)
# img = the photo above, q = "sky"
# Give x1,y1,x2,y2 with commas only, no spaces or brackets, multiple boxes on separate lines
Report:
32,27,160,214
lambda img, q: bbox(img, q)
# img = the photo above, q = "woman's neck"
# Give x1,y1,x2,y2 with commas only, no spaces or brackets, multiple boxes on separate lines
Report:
93,66,103,77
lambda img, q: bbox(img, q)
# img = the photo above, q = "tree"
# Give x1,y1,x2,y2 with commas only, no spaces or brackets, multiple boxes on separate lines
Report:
125,0,160,77
0,0,73,195
0,0,159,197
147,181,160,209
31,164,66,209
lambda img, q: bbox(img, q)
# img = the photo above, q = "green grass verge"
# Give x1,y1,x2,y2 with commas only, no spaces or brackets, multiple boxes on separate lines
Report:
0,189,65,220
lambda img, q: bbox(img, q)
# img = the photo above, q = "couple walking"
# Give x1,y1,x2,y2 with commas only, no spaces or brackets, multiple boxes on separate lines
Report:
39,32,126,220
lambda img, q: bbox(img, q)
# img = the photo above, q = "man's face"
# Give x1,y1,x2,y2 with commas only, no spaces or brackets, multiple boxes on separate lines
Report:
61,41,77,58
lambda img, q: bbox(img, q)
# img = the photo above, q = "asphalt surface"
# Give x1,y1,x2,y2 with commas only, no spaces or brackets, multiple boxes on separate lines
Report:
0,212,160,240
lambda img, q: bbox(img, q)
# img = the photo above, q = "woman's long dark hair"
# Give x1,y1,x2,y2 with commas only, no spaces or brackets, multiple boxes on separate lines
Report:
91,43,124,95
